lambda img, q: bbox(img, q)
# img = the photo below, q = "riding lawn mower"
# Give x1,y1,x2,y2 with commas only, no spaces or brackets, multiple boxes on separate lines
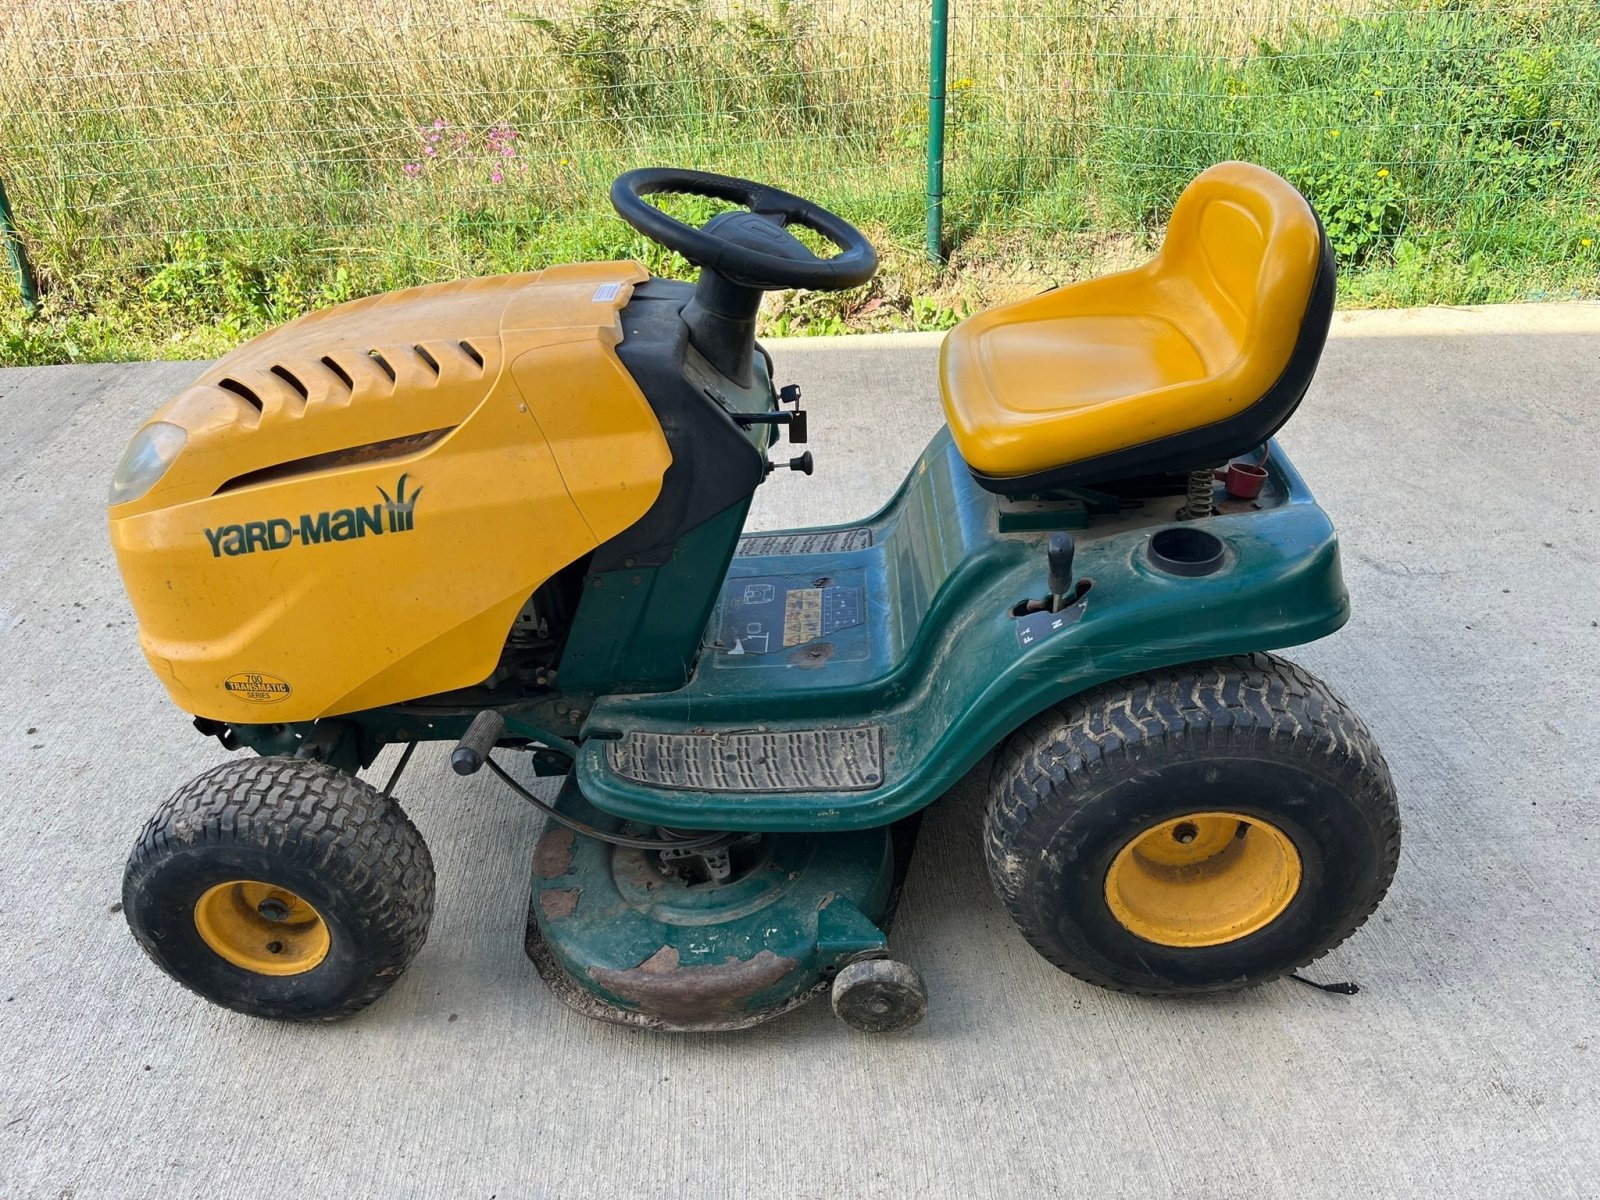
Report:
111,162,1400,1032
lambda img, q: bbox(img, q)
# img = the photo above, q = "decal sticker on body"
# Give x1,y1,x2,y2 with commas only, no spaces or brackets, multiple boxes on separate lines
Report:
715,571,869,663
223,672,292,703
203,475,422,557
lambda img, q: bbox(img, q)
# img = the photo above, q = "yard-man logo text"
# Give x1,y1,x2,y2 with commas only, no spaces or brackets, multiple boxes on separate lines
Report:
204,475,422,557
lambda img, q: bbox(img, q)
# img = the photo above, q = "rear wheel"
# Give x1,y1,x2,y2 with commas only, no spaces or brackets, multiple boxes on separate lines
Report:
123,757,434,1020
985,654,1400,995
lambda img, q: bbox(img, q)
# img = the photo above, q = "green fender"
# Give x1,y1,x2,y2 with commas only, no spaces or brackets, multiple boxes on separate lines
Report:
575,429,1348,831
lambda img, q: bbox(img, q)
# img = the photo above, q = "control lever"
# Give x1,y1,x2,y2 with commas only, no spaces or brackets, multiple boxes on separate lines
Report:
1047,532,1076,612
765,451,814,477
452,710,506,776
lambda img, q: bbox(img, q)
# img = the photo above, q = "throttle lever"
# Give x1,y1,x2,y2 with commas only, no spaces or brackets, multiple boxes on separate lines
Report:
764,451,814,477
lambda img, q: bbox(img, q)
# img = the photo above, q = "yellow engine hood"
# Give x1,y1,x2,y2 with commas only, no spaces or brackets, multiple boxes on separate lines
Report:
108,261,671,723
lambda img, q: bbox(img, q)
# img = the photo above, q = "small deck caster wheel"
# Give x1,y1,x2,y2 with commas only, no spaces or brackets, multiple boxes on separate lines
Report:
122,757,434,1021
830,958,928,1033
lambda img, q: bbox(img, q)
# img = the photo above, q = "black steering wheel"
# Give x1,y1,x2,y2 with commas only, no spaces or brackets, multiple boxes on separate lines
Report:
610,168,878,292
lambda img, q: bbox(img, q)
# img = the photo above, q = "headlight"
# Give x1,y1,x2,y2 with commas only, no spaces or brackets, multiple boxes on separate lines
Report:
108,422,187,506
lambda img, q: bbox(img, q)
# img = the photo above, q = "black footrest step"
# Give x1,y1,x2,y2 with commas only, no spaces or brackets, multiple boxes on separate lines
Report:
735,527,872,556
607,727,884,793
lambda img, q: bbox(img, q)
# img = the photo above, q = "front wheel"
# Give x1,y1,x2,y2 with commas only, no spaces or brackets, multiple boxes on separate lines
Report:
123,757,435,1020
985,654,1400,995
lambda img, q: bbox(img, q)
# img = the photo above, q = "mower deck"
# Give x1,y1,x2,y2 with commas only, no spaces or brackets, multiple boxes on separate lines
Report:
526,777,917,1031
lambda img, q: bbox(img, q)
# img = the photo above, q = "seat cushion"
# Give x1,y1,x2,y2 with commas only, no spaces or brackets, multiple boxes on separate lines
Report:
975,313,1207,411
939,162,1329,486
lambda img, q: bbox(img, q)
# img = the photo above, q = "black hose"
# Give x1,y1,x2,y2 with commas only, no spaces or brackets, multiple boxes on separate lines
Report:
484,756,731,852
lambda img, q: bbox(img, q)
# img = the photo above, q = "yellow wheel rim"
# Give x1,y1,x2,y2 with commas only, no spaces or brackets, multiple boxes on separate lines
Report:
1104,812,1302,947
193,880,331,976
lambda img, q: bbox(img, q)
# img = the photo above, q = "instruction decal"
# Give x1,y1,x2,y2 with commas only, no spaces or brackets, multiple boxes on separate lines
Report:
783,589,823,646
1014,597,1088,649
718,574,865,658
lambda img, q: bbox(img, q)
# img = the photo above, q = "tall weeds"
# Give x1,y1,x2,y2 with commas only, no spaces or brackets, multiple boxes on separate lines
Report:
0,0,1596,362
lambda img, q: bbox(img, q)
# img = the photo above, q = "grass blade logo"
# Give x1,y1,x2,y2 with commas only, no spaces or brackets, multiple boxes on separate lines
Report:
204,474,424,557
377,473,422,533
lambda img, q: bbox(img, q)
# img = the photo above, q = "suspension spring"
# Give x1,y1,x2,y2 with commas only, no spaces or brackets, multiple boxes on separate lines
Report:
1179,467,1217,520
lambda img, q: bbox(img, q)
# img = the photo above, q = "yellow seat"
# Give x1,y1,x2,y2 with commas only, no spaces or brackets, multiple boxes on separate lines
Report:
940,162,1332,490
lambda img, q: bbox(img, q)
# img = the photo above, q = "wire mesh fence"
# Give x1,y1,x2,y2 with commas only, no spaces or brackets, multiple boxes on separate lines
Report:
1,0,1596,359
940,0,1599,293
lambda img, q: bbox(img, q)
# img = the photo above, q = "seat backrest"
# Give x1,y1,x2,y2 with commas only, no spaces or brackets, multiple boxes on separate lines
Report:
1158,161,1329,378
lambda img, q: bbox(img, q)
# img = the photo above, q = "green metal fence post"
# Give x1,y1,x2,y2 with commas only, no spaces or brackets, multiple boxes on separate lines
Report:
0,177,40,316
925,0,950,262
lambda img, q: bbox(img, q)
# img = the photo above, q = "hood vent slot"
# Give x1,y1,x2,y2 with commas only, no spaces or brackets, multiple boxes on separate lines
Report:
216,377,263,412
270,364,309,402
459,340,484,369
368,349,397,383
414,344,441,377
214,427,455,495
320,355,354,391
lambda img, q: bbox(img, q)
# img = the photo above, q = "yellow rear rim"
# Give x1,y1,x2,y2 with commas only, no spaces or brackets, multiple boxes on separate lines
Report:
1104,812,1302,947
193,880,331,976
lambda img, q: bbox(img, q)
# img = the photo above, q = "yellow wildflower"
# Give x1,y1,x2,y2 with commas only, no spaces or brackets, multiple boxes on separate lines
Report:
1373,88,1384,97
1377,168,1390,178
1329,129,1341,138
1583,237,1595,248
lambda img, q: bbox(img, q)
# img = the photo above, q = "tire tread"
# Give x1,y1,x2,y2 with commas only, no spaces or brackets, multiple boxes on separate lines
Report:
124,757,434,1020
985,653,1400,995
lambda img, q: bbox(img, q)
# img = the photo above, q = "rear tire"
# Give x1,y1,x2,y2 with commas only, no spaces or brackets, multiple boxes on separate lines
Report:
985,654,1400,995
123,757,434,1020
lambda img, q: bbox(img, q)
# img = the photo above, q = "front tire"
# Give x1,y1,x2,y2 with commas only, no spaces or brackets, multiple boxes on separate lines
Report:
123,757,435,1020
985,654,1400,995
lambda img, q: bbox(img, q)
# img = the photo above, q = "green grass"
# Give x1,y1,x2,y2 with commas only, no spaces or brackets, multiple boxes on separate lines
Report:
2,0,1597,365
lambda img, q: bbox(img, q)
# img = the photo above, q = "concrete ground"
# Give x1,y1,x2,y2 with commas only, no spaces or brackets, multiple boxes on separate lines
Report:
1,304,1597,1198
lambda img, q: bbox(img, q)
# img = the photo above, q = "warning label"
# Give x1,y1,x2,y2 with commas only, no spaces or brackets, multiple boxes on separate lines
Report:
783,588,824,646
717,574,866,660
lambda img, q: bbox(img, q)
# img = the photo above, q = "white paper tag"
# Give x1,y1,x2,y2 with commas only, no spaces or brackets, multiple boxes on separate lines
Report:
592,282,622,303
